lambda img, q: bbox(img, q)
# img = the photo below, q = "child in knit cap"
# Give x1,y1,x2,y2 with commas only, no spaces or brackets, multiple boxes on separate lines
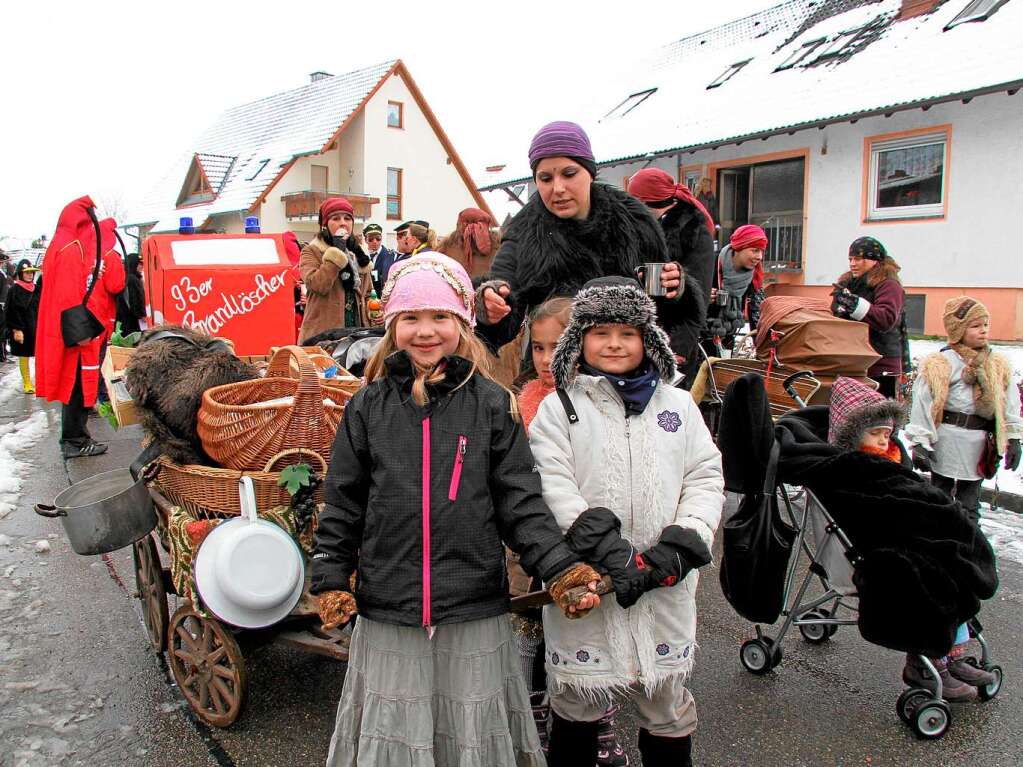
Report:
829,376,983,701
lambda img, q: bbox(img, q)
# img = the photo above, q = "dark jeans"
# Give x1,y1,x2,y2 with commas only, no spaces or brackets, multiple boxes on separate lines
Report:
61,363,93,448
931,472,982,516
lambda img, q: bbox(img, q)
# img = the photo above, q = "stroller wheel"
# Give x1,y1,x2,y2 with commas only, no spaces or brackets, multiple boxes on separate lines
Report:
819,608,840,637
896,687,931,724
977,664,1003,701
798,611,830,644
912,700,951,740
740,638,778,675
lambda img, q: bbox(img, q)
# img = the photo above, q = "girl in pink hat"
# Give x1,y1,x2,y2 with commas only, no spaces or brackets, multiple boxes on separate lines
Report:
311,252,603,767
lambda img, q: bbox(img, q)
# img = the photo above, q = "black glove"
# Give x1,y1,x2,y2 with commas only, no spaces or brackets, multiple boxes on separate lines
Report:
911,444,934,473
565,508,712,608
829,286,859,318
1005,439,1022,471
344,237,371,268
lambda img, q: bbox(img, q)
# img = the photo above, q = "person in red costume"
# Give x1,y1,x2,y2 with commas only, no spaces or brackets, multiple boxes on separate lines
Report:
35,196,125,458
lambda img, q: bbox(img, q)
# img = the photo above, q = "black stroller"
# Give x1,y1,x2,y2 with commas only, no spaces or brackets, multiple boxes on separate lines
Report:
718,373,1004,740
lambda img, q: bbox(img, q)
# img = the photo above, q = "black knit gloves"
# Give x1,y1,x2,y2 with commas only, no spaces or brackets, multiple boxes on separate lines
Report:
1005,439,1022,471
565,507,712,608
912,444,934,473
830,286,859,318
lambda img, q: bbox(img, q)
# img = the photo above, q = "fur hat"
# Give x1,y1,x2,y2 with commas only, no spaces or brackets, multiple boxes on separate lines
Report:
828,376,904,450
943,296,989,345
550,276,676,389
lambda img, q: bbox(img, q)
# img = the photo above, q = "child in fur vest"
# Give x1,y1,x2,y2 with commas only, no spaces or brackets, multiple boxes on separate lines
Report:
906,297,1023,515
528,276,723,767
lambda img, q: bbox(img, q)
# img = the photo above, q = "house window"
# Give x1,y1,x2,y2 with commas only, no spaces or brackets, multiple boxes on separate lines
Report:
945,0,1010,29
387,168,402,220
602,89,657,121
684,169,701,192
707,60,751,89
866,130,949,221
774,38,826,71
311,164,329,191
387,101,404,129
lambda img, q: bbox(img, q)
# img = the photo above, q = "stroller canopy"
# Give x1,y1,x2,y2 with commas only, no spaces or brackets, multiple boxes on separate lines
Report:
755,296,880,376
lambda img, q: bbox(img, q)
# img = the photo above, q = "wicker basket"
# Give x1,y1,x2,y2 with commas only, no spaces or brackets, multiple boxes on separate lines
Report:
265,348,364,399
197,346,350,471
149,449,327,520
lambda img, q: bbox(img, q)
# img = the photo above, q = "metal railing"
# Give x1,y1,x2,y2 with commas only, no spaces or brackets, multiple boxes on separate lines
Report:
751,213,804,271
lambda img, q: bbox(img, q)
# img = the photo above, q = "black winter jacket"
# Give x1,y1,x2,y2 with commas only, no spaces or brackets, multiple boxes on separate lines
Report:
660,200,714,314
311,351,576,627
477,183,704,362
4,281,39,357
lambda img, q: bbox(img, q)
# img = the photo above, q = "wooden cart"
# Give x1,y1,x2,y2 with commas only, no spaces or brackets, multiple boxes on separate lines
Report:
132,486,349,728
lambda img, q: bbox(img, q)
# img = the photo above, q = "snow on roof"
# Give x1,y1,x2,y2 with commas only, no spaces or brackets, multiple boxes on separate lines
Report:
130,60,398,230
481,0,1023,188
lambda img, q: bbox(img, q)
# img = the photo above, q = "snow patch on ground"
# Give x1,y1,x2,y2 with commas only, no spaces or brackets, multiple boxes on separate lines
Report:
0,411,51,519
980,505,1023,567
0,364,25,407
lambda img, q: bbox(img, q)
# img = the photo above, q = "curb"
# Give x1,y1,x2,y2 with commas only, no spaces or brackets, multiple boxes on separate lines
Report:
982,486,1023,514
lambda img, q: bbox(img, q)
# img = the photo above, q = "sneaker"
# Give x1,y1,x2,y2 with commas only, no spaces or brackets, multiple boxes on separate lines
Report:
62,441,108,458
902,656,977,702
947,657,997,687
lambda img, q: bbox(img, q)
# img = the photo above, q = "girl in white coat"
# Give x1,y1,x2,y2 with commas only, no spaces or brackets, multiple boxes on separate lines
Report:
529,276,723,767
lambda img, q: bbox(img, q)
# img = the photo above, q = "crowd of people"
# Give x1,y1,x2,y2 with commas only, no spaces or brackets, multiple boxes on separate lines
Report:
5,120,1012,766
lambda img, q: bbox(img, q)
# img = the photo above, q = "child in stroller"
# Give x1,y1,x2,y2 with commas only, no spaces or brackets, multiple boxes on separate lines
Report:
719,372,1002,739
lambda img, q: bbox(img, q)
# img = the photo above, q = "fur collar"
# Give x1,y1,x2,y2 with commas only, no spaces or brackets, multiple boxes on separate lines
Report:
837,257,902,290
500,182,667,305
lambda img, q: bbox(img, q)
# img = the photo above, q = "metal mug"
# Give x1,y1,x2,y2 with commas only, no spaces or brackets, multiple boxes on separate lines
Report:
634,263,668,297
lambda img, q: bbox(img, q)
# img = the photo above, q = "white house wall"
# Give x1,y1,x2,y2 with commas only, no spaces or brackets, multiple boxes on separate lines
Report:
597,91,1023,292
361,72,479,242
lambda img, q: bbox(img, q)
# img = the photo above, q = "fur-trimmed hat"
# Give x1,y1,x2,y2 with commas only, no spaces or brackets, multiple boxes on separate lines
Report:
550,276,676,389
828,376,904,450
943,296,989,345
380,252,475,328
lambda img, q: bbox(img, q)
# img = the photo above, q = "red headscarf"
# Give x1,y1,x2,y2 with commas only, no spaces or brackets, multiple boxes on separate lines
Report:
728,224,768,290
318,197,354,227
456,207,497,267
627,168,715,236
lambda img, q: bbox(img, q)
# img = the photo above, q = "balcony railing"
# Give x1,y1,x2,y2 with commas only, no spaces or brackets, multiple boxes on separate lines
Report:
751,212,804,271
281,190,381,220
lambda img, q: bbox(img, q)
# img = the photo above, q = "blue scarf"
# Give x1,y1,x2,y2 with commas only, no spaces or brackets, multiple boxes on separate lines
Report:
579,359,660,416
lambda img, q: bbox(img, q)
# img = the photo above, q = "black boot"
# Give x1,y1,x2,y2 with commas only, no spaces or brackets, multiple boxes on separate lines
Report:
637,728,692,767
548,711,600,767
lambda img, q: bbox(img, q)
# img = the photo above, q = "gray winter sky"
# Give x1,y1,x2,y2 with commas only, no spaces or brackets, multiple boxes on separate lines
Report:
1,0,775,240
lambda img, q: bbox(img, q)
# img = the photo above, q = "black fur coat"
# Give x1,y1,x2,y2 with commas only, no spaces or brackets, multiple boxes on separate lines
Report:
660,200,714,314
125,325,257,465
478,183,704,362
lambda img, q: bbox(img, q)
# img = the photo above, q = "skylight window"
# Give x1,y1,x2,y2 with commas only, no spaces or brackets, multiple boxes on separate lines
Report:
707,60,751,89
945,0,1010,29
602,89,657,121
774,38,826,71
246,159,270,181
813,29,859,61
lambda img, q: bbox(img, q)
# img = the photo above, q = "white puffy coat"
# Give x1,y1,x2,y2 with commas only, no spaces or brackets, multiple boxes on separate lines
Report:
529,374,723,698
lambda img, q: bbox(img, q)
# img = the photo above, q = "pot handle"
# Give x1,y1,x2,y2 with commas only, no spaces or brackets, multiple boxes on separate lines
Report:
34,503,67,518
238,476,258,524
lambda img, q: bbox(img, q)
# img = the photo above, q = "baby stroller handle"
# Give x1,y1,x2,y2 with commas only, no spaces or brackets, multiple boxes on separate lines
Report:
782,371,816,408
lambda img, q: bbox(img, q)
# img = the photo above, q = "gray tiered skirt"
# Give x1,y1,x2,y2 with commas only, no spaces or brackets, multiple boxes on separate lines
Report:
326,614,546,767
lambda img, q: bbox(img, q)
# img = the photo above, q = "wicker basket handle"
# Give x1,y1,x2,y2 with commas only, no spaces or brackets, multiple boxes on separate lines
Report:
266,345,319,380
263,448,328,474
265,345,326,423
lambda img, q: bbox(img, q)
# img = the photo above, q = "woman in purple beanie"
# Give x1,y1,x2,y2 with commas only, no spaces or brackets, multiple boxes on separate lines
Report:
476,121,705,372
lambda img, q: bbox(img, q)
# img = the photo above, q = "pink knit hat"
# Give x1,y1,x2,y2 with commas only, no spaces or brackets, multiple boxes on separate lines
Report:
381,252,476,328
828,376,904,450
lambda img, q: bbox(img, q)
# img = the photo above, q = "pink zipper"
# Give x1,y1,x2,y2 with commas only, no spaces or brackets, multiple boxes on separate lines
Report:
448,435,467,501
421,417,432,630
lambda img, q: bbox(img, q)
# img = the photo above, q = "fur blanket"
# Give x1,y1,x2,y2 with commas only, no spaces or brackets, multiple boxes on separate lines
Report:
478,183,704,361
775,406,998,656
125,325,257,465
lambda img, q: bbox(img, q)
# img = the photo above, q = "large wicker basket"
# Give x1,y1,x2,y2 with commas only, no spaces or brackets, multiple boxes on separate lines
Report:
197,346,350,471
149,449,327,520
266,348,364,399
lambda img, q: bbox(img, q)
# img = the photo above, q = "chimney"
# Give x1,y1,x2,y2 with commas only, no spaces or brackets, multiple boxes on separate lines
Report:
309,71,332,83
898,0,943,20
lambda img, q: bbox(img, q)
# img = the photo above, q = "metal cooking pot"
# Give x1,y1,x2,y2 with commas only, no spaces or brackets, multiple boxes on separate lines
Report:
35,468,157,555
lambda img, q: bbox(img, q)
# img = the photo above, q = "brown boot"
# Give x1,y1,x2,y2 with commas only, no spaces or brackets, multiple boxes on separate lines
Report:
903,655,977,702
947,657,997,687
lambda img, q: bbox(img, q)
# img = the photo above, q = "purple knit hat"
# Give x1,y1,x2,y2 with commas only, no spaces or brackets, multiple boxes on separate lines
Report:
528,121,596,174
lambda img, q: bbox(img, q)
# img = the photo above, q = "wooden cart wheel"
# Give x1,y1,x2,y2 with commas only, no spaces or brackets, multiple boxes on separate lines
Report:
167,604,247,727
133,535,169,653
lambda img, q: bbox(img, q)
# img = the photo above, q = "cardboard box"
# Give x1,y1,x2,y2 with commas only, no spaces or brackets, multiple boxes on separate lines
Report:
101,346,140,427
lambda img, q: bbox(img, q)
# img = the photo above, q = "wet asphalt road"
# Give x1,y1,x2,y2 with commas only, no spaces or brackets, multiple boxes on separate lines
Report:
1,375,1021,767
